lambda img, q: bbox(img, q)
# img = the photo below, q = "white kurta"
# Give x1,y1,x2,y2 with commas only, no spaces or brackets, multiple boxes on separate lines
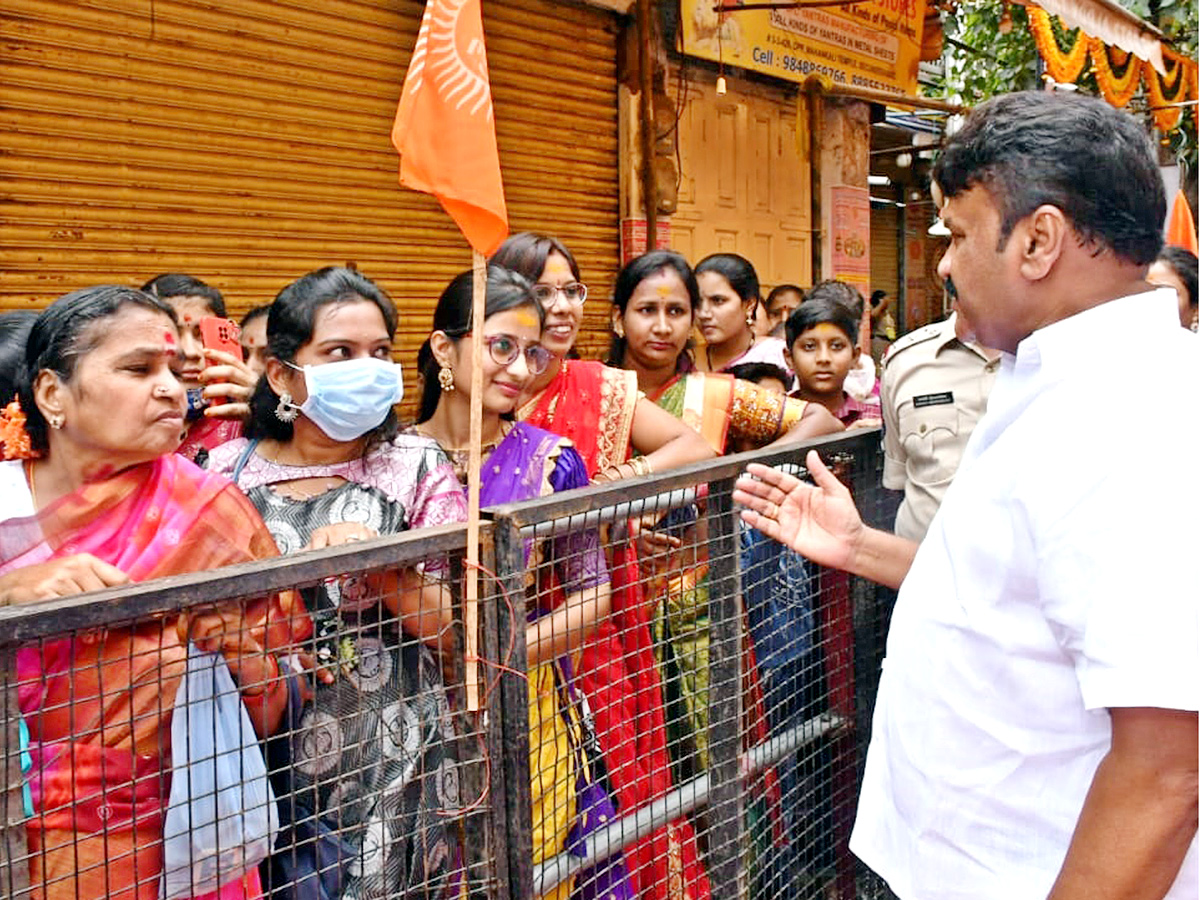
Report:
851,288,1199,899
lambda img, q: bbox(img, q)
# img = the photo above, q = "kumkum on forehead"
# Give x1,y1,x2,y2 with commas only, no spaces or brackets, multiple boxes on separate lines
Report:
513,308,540,328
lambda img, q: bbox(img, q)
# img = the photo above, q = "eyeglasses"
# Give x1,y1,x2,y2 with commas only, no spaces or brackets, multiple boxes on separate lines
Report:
485,334,554,375
531,282,588,305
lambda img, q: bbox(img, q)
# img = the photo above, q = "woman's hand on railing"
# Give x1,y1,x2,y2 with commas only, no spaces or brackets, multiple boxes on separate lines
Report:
0,553,129,605
303,522,378,550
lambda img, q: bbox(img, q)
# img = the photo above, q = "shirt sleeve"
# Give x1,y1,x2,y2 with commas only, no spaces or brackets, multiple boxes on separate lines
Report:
880,365,907,490
1033,400,1199,713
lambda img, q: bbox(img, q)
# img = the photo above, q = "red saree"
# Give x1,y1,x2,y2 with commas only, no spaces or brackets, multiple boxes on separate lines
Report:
519,361,711,900
0,454,280,900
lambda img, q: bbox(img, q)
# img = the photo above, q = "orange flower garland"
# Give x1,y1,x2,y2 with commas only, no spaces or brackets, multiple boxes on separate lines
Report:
1028,7,1089,84
1146,50,1190,132
0,397,35,461
1090,39,1141,108
1147,48,1198,133
1028,5,1198,136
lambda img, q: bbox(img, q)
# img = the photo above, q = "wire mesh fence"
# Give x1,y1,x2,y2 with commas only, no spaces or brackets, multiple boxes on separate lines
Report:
0,429,897,900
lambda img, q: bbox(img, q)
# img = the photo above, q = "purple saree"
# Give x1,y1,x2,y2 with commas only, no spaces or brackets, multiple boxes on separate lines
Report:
478,423,634,900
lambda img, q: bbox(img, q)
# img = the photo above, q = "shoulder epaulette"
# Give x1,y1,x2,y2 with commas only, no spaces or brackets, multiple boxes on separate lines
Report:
883,321,944,366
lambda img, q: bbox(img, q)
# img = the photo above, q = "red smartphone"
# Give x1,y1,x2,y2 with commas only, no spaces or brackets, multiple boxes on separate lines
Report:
199,316,242,358
199,317,242,407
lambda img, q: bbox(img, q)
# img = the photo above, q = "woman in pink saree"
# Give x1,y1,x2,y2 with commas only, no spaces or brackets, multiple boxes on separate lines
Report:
0,286,286,900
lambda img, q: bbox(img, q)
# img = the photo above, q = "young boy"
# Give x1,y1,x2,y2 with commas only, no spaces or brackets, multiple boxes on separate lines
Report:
785,290,882,426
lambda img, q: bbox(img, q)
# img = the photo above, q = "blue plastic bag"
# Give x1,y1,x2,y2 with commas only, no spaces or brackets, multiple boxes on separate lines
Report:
160,643,278,900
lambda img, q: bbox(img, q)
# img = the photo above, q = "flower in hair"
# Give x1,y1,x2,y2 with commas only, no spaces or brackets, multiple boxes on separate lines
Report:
0,397,36,461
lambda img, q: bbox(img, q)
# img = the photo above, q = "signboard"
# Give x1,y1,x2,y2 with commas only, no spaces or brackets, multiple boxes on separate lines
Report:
680,0,927,97
904,228,928,331
620,218,672,265
831,185,870,288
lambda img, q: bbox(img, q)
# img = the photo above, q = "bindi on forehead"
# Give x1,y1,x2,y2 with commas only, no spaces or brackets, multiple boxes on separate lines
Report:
163,330,178,356
542,256,573,280
513,309,539,328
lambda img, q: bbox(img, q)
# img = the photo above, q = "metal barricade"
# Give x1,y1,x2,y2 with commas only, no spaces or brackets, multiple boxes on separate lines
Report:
0,429,897,900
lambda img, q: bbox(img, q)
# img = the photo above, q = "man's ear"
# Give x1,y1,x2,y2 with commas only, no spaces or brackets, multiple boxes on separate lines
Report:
1017,204,1069,282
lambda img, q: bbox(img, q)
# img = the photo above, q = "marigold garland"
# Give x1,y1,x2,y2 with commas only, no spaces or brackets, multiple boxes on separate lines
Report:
1028,7,1089,84
1028,5,1198,136
1146,50,1190,132
1090,39,1141,108
0,397,35,461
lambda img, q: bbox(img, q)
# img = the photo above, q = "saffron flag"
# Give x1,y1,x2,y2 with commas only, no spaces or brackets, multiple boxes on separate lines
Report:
392,0,509,255
1166,189,1198,254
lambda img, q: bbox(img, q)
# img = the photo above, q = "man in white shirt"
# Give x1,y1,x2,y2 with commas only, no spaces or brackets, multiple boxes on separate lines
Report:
733,91,1198,900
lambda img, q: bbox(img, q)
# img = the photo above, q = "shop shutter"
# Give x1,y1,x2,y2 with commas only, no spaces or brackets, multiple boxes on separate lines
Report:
0,0,620,382
869,202,900,304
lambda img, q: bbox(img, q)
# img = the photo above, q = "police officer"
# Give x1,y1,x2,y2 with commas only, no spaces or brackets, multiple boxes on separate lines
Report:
879,305,999,542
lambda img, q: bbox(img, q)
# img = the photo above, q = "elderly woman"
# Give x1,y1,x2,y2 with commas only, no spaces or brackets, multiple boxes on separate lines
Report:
207,266,465,900
0,285,283,900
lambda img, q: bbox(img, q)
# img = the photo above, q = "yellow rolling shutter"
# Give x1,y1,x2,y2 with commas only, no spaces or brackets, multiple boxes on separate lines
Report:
0,0,619,378
869,202,900,303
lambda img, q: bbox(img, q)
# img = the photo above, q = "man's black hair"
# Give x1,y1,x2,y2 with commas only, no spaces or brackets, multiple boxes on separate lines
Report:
933,92,1164,265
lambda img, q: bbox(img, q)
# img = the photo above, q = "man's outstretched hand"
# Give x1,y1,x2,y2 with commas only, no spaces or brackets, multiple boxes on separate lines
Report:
733,450,864,572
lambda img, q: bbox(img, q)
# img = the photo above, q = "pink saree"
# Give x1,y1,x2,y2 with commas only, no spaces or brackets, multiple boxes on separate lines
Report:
0,454,279,900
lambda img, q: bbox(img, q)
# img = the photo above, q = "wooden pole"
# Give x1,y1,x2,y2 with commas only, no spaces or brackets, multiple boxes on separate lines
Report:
465,251,487,711
638,0,658,250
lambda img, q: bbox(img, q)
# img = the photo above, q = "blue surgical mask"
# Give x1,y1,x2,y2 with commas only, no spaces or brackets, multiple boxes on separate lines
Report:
285,357,404,442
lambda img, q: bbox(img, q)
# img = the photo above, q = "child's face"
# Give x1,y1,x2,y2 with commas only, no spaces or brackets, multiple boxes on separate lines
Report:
790,323,858,398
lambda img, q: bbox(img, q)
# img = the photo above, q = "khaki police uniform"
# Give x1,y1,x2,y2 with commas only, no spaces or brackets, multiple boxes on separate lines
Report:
881,314,999,542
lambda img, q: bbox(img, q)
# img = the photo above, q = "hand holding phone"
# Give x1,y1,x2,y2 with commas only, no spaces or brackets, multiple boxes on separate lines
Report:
199,317,242,408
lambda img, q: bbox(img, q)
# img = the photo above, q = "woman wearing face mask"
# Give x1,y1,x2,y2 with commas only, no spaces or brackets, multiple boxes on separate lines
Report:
207,266,465,900
141,274,259,466
492,233,712,900
411,267,633,900
693,254,791,375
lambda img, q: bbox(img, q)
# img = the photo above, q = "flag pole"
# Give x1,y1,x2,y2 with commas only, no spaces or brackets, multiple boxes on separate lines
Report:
464,250,487,711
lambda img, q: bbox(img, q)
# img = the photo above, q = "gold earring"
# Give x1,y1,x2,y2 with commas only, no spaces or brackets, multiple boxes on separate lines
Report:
438,365,455,391
48,414,64,430
614,321,625,338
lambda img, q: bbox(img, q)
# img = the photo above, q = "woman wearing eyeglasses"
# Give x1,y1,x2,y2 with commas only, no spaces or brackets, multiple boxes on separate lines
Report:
492,233,712,900
413,267,634,900
491,232,712,482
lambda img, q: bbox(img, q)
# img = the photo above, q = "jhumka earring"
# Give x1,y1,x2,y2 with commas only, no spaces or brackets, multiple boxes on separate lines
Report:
274,392,300,423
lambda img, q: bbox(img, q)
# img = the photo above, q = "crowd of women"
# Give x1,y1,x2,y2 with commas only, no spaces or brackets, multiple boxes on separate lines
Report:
0,232,929,900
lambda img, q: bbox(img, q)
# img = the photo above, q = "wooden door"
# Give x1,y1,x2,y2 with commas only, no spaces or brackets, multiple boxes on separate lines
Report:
668,67,812,294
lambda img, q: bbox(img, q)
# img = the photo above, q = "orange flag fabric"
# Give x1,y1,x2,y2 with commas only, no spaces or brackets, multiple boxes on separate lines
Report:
1166,189,1198,254
392,0,508,255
